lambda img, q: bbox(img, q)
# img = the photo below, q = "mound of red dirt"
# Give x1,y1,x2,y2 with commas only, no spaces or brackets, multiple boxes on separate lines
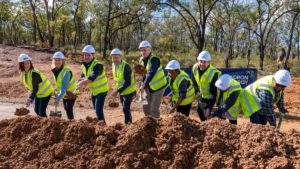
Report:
0,114,299,169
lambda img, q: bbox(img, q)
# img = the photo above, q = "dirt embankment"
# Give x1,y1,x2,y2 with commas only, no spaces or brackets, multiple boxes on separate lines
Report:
0,114,299,169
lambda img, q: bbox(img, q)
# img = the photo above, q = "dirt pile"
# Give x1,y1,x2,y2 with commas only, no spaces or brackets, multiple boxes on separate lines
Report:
14,107,30,116
0,114,299,169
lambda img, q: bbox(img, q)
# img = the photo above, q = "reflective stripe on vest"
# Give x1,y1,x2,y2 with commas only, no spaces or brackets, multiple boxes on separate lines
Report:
221,79,242,119
112,60,136,95
192,64,221,99
241,75,281,117
170,70,195,106
139,54,167,91
53,65,76,93
22,68,54,98
81,59,109,96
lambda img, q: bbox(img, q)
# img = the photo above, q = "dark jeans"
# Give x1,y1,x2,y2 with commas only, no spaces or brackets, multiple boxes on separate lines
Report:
250,112,260,124
63,99,76,119
250,111,276,126
34,95,51,117
176,103,192,117
120,92,135,124
259,113,276,127
92,92,107,122
229,120,237,125
197,99,209,121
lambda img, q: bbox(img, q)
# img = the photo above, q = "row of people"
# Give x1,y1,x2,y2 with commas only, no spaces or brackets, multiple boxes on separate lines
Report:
18,40,291,127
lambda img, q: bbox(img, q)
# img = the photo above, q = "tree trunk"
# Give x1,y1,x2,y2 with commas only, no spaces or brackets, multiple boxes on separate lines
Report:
103,0,113,58
29,0,45,43
73,0,80,52
297,22,300,60
286,12,299,68
259,43,265,70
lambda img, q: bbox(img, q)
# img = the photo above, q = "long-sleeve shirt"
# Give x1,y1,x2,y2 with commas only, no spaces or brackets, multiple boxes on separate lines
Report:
256,89,285,126
218,90,240,112
52,67,72,101
141,53,166,92
28,71,42,101
81,58,103,81
191,65,218,110
169,78,190,99
117,63,132,94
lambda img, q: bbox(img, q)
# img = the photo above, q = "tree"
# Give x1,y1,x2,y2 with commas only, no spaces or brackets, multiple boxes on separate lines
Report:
152,0,220,58
285,1,300,67
242,0,290,70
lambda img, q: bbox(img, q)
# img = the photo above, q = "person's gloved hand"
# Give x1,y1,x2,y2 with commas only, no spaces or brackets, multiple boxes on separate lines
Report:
212,108,224,118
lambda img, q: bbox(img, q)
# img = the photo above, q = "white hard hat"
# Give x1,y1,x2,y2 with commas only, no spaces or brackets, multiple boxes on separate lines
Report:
165,60,180,70
18,54,32,63
215,74,232,91
139,40,152,49
82,45,95,53
274,69,291,87
110,48,122,55
197,50,211,61
53,52,65,59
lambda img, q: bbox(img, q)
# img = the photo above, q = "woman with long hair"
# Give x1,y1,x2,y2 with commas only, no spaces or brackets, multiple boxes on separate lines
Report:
18,54,53,117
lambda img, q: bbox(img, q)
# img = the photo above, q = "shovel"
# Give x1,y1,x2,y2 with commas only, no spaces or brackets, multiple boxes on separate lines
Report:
277,112,284,130
136,90,148,105
50,90,62,118
50,102,62,118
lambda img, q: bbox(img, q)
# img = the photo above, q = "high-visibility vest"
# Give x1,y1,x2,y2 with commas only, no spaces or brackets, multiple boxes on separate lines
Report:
112,60,136,95
139,54,167,91
240,75,282,117
22,68,54,98
53,64,76,95
81,59,109,96
220,79,242,119
192,64,221,99
169,70,195,106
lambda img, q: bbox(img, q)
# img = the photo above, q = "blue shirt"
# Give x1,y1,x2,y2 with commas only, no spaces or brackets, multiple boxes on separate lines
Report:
56,72,71,101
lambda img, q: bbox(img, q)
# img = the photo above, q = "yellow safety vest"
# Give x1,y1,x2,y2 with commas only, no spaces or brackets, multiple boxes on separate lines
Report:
112,60,136,95
192,64,221,99
169,70,195,106
81,59,109,96
53,64,76,96
22,68,54,98
139,54,167,91
220,79,242,119
241,75,282,117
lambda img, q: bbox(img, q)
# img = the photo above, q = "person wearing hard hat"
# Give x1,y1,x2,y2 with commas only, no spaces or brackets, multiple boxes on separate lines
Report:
191,50,221,121
165,60,195,116
51,52,77,119
18,54,54,117
240,69,291,127
138,40,167,118
77,45,109,122
111,48,136,124
212,74,242,124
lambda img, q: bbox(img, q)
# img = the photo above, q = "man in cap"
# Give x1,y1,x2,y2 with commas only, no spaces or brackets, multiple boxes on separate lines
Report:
138,40,167,118
77,45,109,122
165,60,195,116
111,48,136,124
240,69,291,127
191,50,221,121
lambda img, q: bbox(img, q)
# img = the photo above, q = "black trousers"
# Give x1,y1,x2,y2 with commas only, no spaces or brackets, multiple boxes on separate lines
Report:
176,103,192,117
63,99,76,119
